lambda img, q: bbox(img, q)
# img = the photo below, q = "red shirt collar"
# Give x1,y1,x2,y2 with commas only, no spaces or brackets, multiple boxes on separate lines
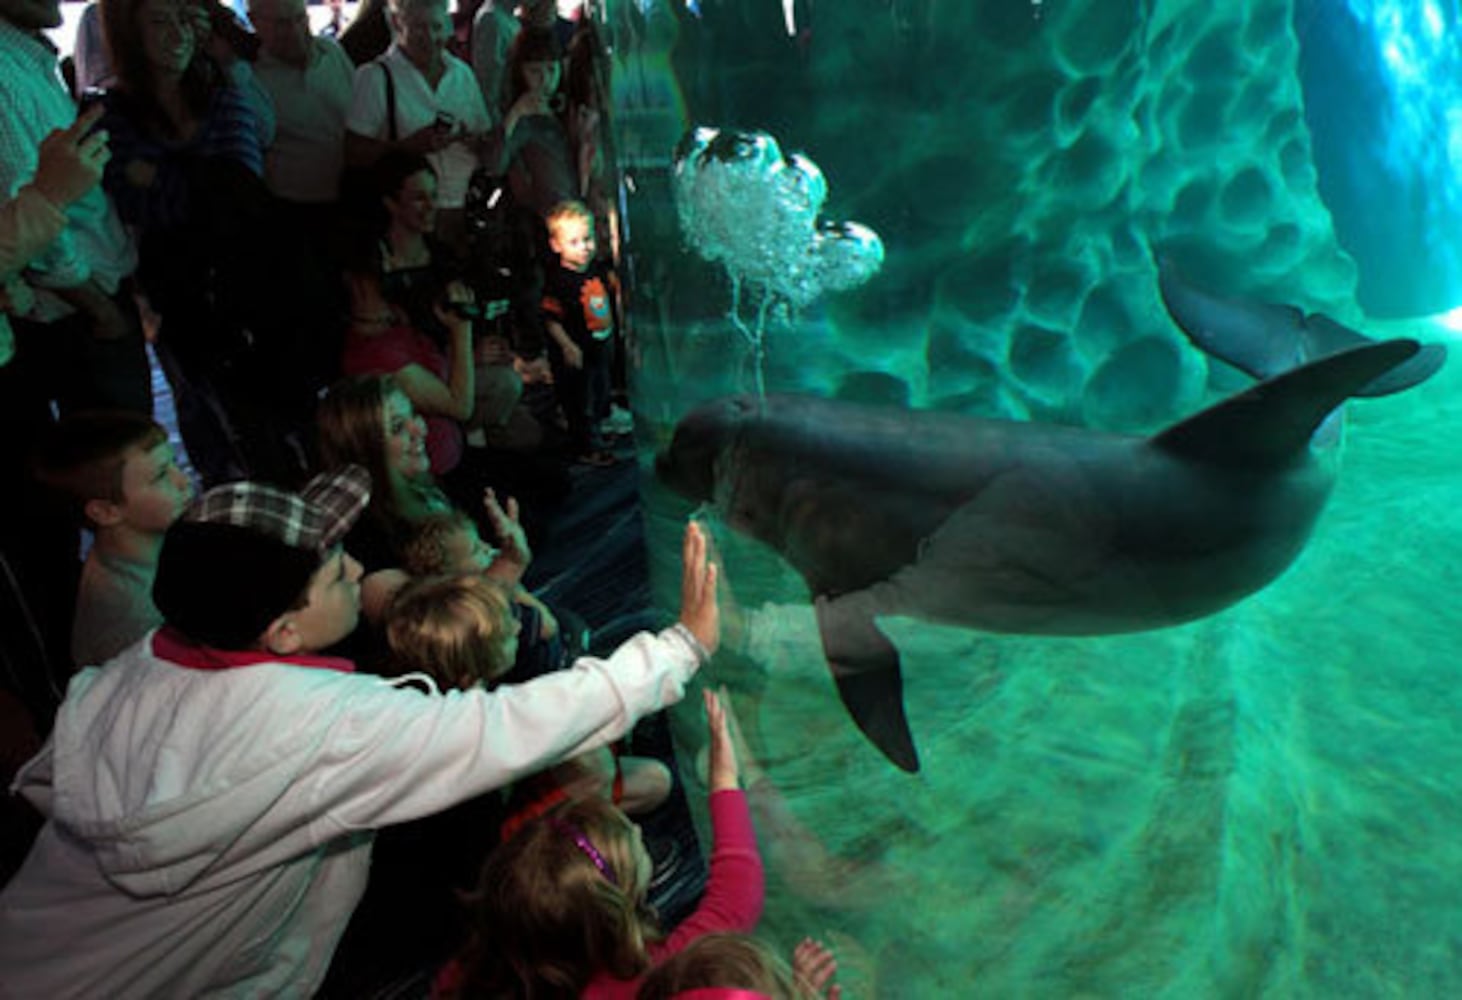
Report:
152,626,355,673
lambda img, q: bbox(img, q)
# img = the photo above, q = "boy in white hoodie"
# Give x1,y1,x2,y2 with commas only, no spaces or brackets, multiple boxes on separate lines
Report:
0,465,719,998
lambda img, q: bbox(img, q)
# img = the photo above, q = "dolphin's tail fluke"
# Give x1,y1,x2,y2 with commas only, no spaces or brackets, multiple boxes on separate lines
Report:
1152,339,1420,468
815,595,920,773
1157,264,1447,397
1300,315,1448,396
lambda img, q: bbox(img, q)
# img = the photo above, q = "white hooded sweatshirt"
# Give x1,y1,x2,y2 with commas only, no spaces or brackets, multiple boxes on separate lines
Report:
0,624,705,998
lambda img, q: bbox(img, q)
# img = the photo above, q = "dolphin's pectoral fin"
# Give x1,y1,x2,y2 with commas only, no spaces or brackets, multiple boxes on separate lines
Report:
814,594,920,773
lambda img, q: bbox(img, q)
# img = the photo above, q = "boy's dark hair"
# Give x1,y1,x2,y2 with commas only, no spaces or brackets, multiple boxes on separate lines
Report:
156,523,322,648
32,410,168,526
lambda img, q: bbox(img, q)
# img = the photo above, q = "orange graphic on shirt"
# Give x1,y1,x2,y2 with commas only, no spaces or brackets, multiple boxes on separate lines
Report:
581,276,612,334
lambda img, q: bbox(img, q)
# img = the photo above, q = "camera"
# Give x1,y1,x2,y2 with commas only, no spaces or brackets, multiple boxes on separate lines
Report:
443,299,482,320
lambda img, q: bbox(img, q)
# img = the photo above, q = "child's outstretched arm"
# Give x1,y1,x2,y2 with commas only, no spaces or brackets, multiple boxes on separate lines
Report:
652,687,764,960
304,521,721,834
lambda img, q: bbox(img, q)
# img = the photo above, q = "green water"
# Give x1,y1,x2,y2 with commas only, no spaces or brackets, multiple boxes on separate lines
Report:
605,2,1462,994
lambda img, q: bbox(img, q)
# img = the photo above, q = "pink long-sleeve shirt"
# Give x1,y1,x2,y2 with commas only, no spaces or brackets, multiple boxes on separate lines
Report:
584,788,765,999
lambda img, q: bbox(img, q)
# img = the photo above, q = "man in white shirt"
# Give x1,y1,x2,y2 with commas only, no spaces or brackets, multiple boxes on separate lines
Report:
250,0,354,205
0,0,148,415
344,0,492,250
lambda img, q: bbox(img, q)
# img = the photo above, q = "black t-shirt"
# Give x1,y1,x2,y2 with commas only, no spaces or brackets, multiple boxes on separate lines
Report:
541,260,617,352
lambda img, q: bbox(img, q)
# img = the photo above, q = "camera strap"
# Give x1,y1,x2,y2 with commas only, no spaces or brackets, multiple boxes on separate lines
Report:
377,59,398,143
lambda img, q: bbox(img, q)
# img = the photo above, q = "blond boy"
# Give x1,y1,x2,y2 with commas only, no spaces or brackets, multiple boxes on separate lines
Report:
541,199,622,464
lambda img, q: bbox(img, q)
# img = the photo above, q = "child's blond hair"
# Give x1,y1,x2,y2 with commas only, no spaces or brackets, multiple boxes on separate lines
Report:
400,509,476,576
636,933,801,999
385,574,516,690
545,198,594,241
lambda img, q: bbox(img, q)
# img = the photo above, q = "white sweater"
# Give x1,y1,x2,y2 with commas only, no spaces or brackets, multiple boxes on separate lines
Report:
0,625,705,998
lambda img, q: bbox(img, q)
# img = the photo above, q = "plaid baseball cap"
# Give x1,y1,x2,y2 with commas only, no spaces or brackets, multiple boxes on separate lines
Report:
184,465,371,552
154,466,371,648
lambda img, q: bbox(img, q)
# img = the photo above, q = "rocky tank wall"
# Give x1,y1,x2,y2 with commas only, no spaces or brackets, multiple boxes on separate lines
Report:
788,0,1358,428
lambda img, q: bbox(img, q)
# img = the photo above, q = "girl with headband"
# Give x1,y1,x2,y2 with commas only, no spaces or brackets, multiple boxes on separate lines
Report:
436,688,763,998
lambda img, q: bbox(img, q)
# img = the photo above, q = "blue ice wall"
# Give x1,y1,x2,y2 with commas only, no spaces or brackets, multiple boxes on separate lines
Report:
1295,0,1462,316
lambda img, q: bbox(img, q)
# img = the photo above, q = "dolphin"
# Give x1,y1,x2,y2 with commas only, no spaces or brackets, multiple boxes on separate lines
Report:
656,340,1422,772
1158,264,1446,396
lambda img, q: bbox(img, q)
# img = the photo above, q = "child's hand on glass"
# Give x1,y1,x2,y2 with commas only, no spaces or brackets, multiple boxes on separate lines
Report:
678,520,718,655
704,687,740,792
793,937,842,999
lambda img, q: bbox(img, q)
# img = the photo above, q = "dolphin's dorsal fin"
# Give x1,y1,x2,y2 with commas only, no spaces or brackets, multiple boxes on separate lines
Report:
1152,339,1420,468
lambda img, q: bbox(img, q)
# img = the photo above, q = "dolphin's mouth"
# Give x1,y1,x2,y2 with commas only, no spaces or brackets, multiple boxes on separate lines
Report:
656,396,759,502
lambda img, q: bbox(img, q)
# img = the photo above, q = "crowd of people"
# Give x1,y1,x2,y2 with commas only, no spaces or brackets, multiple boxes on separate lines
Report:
0,0,849,996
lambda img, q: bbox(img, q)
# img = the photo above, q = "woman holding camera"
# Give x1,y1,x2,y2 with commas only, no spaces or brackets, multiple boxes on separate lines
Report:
343,152,566,523
343,151,485,476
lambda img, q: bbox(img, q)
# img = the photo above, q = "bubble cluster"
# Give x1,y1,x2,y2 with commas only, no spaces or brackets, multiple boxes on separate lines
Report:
672,127,884,307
